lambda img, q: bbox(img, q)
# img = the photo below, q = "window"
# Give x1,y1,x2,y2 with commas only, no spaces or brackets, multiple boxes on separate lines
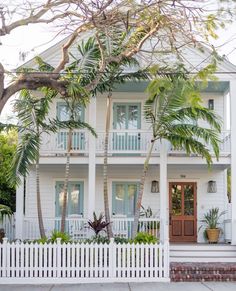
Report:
113,103,141,130
112,182,139,217
56,102,85,150
57,102,84,122
55,181,84,217
113,103,141,151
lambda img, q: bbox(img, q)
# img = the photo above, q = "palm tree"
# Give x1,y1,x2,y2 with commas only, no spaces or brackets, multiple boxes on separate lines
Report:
9,88,57,238
132,73,221,238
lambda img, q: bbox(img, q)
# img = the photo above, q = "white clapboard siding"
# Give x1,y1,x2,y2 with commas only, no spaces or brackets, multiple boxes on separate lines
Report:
0,238,169,283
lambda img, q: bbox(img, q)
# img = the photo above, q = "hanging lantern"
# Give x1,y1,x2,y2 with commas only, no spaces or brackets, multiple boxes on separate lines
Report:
207,180,217,193
151,180,159,193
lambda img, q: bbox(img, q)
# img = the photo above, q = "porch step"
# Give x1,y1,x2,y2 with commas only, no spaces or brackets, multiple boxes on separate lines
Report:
170,244,236,262
171,262,236,282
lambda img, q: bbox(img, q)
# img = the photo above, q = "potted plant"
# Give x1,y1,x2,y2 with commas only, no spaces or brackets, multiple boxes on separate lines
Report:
200,207,226,243
139,206,160,236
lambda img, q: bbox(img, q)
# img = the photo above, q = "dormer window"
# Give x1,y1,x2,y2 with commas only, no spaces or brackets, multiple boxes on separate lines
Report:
208,99,214,110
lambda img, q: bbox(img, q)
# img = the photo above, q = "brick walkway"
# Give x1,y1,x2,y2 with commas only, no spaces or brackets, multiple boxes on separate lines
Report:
171,262,236,282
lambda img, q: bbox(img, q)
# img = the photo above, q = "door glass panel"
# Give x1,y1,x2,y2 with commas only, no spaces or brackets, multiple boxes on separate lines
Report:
171,184,182,216
58,104,70,121
69,183,80,215
127,184,137,216
56,183,65,217
114,184,125,215
56,182,83,217
128,105,139,129
115,105,126,129
58,103,84,122
184,184,194,216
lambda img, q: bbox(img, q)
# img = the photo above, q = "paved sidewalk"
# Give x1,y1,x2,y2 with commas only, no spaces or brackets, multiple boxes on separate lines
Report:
0,282,236,291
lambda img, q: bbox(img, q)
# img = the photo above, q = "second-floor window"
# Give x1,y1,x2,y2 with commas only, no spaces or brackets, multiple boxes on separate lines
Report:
113,103,141,130
113,103,141,151
57,102,84,122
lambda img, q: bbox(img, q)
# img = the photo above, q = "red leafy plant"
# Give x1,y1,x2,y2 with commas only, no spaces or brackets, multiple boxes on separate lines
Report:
88,212,110,237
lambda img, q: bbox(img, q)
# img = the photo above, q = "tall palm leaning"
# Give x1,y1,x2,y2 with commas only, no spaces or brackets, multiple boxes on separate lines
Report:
132,73,221,238
9,88,58,238
66,33,149,238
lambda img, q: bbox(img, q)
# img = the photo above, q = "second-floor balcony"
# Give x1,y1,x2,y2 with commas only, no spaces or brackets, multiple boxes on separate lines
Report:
40,129,231,158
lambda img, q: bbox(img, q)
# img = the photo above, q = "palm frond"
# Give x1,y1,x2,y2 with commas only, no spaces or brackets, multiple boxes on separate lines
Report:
50,118,97,137
0,204,13,222
164,133,213,165
8,133,40,186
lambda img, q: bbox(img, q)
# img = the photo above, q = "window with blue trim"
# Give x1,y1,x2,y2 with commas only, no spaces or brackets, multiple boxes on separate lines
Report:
57,102,84,122
55,181,84,217
113,103,141,151
112,182,139,217
56,102,85,150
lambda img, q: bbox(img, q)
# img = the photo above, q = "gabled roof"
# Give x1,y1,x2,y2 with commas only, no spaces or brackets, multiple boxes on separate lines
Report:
21,32,236,81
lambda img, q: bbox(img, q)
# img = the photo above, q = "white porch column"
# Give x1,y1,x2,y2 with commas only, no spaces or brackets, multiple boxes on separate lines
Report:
230,80,236,245
88,97,96,219
15,178,24,239
159,140,169,243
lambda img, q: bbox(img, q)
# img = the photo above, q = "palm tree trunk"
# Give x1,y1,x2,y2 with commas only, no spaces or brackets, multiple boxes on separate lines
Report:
132,141,155,239
35,160,46,238
103,92,113,238
61,129,72,233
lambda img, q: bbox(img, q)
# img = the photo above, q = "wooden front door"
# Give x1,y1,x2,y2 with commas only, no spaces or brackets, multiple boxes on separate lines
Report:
169,182,197,242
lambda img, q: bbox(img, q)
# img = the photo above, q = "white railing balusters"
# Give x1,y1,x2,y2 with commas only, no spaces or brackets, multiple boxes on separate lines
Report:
40,130,88,155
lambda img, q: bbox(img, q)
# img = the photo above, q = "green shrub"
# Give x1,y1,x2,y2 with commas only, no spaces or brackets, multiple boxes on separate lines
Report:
114,237,130,244
133,232,158,244
32,237,49,244
50,230,71,243
84,235,110,244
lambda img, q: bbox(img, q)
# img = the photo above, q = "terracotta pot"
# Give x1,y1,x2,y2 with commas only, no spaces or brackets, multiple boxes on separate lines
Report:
206,228,220,243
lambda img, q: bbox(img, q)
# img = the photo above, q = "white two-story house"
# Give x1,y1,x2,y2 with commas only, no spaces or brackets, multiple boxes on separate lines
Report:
13,36,236,258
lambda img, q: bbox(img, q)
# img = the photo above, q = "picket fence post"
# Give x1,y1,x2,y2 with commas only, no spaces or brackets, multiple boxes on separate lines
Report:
56,238,62,278
109,238,116,279
2,237,8,278
164,240,170,278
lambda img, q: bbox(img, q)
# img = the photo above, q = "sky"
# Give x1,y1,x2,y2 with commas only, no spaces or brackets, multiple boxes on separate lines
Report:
1,3,236,122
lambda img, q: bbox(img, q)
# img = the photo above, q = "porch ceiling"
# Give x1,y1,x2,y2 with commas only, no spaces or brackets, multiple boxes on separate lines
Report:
113,81,230,93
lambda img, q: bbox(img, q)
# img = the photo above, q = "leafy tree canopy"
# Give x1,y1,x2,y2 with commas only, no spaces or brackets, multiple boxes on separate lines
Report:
0,130,17,211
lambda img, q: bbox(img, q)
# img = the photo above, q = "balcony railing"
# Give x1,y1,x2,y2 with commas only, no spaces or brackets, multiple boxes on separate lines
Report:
96,130,160,154
23,217,160,240
96,130,231,156
40,130,88,155
40,129,231,157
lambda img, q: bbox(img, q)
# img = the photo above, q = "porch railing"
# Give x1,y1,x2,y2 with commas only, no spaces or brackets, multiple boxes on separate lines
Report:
40,129,231,156
40,130,88,155
0,238,169,282
96,130,160,155
96,130,231,156
23,217,160,240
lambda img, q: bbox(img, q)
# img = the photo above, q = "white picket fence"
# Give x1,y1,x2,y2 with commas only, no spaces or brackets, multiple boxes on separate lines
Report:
0,238,169,283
